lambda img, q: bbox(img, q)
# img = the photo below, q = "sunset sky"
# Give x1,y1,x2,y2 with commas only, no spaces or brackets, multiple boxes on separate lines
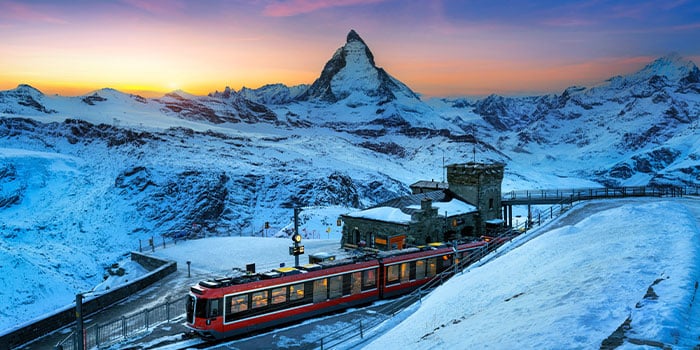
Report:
1,0,699,98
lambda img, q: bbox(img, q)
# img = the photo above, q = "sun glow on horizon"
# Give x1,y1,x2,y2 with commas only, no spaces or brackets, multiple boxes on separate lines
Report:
0,1,698,98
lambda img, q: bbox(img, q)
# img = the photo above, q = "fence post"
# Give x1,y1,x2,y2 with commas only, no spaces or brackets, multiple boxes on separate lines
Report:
122,316,127,340
360,320,364,338
166,297,171,322
145,308,149,329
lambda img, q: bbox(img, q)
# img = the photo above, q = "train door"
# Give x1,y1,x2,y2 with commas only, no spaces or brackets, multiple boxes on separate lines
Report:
378,259,385,298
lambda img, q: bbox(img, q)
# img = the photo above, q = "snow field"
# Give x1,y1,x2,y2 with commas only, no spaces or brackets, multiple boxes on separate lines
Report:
365,199,700,349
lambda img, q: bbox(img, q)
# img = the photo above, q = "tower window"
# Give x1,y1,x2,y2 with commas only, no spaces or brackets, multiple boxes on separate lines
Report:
489,198,494,210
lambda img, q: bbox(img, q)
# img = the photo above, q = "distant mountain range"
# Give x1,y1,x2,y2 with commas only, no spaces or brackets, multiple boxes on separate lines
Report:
0,30,699,328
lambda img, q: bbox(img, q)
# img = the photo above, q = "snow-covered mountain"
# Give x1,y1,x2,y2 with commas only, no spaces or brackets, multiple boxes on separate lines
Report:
298,29,420,104
1,30,699,330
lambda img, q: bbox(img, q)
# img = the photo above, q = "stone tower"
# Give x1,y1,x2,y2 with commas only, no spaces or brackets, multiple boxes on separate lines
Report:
446,162,505,233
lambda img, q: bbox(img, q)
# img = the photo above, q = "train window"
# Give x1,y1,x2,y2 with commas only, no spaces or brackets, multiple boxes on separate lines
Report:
400,263,409,283
225,294,249,317
209,298,220,317
342,274,352,296
386,265,399,285
290,283,305,301
271,287,286,305
329,276,342,299
252,291,268,309
362,269,376,290
313,279,327,303
351,271,362,294
415,260,426,280
427,258,437,277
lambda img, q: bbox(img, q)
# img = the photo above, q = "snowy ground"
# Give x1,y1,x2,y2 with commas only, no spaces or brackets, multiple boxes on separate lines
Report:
22,196,699,350
363,197,700,349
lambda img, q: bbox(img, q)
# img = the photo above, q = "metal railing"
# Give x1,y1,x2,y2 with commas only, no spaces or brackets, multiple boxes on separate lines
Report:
57,296,187,350
503,185,697,204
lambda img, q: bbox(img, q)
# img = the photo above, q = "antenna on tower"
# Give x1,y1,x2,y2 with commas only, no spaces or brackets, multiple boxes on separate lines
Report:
442,152,445,182
472,141,477,163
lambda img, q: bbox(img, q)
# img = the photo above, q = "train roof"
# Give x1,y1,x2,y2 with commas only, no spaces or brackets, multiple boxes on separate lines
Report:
193,240,486,291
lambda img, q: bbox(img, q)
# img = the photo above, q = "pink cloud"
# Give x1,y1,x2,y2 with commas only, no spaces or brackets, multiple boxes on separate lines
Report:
263,0,384,17
120,0,187,17
540,17,596,27
0,1,67,24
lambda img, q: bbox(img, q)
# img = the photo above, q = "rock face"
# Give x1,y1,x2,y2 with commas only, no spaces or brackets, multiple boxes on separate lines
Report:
298,30,420,104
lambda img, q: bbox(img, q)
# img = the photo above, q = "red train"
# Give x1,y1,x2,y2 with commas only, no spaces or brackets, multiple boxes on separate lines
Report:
185,238,504,340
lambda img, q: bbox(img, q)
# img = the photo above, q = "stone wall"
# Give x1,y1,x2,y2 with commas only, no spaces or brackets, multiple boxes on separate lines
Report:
447,162,505,229
342,207,477,249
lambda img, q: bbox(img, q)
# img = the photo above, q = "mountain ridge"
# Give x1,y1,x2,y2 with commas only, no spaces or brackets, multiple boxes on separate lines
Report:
1,30,699,330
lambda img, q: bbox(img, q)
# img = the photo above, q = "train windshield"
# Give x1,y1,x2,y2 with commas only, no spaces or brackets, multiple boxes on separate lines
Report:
186,295,195,324
187,295,208,321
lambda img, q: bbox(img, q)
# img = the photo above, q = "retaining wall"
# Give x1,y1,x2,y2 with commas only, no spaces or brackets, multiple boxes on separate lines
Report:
0,252,176,350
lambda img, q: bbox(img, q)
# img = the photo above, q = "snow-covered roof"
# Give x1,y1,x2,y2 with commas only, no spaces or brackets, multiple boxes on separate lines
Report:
406,199,477,216
344,206,412,224
344,196,477,225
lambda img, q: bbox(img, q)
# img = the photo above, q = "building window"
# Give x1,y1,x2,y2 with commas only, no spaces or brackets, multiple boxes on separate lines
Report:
489,198,494,210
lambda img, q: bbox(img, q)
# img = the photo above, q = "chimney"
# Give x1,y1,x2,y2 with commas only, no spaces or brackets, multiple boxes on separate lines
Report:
421,198,432,211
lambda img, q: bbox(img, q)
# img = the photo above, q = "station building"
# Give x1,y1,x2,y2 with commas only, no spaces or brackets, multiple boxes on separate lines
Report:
341,162,505,250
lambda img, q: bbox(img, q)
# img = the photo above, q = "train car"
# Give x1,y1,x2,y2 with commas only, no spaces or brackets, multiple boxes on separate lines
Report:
186,257,381,340
185,239,495,340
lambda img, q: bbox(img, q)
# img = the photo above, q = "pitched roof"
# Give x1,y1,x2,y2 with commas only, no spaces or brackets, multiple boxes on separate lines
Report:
343,190,477,224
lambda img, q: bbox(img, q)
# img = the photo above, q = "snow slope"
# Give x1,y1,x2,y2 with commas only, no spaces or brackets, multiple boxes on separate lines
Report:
365,198,700,349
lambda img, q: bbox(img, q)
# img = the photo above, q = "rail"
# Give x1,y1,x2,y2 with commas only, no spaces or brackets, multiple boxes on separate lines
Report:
56,296,187,350
502,185,697,205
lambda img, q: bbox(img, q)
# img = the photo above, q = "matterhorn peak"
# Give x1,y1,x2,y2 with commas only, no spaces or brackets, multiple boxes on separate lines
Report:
298,30,419,104
346,29,365,44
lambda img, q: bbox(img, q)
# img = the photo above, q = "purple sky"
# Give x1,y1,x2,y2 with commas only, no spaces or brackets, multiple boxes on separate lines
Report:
1,0,698,97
